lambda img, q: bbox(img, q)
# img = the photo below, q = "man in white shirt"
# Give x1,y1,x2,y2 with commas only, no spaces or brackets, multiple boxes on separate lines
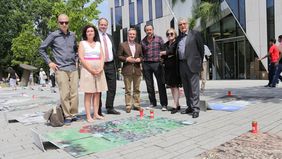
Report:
201,45,211,92
98,18,120,115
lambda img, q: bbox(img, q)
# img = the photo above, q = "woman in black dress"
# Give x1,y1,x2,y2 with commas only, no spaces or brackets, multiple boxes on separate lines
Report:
161,28,181,114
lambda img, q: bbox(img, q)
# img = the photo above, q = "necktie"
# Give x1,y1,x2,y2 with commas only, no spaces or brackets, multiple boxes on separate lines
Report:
103,33,109,62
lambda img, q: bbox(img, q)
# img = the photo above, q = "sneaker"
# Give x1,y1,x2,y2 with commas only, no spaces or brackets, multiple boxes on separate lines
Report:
146,105,156,110
64,119,72,126
162,106,167,111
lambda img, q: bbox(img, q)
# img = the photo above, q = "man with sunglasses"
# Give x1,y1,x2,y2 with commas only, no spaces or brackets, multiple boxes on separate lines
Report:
177,18,204,118
39,14,79,125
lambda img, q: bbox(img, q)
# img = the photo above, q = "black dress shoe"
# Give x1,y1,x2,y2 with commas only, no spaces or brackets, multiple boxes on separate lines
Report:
181,108,194,114
177,106,181,110
170,108,178,114
107,109,121,115
192,112,199,118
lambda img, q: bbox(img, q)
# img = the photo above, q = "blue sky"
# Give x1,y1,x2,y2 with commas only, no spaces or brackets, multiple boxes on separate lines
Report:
93,0,111,33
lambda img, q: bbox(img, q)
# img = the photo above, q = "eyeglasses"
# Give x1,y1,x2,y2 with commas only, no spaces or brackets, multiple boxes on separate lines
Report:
59,21,69,25
178,23,187,26
166,32,174,37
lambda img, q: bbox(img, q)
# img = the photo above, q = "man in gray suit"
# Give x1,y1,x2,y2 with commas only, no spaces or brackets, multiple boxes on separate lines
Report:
177,18,204,118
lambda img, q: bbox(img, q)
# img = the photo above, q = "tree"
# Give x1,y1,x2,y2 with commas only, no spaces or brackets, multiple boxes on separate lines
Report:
0,0,55,78
0,0,103,79
11,22,43,68
48,0,103,40
189,0,221,37
189,0,221,41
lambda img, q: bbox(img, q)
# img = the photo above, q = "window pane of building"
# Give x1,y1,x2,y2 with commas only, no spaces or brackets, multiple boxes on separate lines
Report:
115,0,120,7
149,0,153,20
137,0,143,23
267,0,275,40
225,0,246,31
129,2,135,26
115,6,122,29
155,0,163,18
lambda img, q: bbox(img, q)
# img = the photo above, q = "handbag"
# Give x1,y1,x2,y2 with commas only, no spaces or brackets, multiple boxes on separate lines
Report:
44,105,65,127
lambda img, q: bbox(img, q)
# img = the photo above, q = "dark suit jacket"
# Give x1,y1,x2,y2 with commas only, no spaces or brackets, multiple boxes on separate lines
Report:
118,42,143,76
107,34,121,68
178,30,204,73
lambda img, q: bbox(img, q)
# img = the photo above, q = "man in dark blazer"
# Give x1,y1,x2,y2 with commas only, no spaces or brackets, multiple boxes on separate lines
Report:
177,18,204,118
98,18,120,115
118,28,143,113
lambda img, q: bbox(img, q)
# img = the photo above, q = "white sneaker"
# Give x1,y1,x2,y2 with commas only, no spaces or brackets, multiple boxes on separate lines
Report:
162,106,167,111
146,105,155,110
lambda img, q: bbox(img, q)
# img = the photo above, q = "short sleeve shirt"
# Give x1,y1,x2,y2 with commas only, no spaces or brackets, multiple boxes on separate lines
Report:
269,44,279,63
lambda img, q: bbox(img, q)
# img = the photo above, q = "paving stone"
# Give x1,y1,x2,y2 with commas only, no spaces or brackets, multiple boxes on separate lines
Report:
1,80,282,158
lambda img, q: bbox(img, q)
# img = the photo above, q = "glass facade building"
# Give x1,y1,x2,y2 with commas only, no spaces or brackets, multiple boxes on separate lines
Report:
109,0,280,79
204,0,276,79
110,0,173,45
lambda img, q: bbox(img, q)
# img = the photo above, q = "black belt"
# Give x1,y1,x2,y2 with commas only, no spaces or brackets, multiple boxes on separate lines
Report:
105,61,114,64
143,61,159,63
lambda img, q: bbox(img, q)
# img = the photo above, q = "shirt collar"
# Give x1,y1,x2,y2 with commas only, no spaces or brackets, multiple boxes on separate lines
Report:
128,41,135,45
99,30,106,36
59,29,70,35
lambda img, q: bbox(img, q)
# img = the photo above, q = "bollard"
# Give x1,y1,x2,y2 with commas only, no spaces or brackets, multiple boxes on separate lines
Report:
227,91,232,96
139,108,144,118
251,121,258,133
150,109,154,119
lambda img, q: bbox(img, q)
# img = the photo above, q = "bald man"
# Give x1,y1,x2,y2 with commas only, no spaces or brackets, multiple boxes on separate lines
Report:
39,14,79,125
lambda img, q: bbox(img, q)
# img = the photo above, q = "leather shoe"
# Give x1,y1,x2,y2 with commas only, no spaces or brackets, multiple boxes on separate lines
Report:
181,108,194,114
192,112,199,118
170,108,178,114
177,106,181,110
107,109,121,115
125,107,131,113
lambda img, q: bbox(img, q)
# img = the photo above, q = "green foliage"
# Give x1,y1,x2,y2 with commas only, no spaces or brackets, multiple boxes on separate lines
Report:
0,0,103,78
48,0,103,40
192,1,221,29
190,1,221,42
11,22,43,68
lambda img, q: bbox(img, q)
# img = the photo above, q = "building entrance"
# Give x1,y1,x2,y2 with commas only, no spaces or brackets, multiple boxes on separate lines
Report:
213,36,247,79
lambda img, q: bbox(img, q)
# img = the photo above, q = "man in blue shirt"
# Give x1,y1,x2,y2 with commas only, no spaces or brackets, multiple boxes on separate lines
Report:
39,14,78,125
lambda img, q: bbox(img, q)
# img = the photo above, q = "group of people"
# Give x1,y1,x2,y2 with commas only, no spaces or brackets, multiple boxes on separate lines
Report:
39,14,204,125
259,35,282,87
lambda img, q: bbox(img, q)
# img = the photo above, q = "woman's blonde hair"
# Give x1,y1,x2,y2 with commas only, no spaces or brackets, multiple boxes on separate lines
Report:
166,28,177,37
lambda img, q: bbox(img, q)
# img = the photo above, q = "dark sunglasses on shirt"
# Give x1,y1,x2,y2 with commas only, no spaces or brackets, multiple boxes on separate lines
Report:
166,32,174,37
59,21,69,25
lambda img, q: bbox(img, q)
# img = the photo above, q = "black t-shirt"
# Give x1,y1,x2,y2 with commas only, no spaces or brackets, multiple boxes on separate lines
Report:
9,70,16,79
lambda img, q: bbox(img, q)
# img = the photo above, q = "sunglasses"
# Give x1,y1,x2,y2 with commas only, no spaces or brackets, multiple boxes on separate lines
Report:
166,32,174,36
59,21,69,25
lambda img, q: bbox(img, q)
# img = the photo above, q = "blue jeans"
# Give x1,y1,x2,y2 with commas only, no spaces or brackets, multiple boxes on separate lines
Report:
271,63,282,86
